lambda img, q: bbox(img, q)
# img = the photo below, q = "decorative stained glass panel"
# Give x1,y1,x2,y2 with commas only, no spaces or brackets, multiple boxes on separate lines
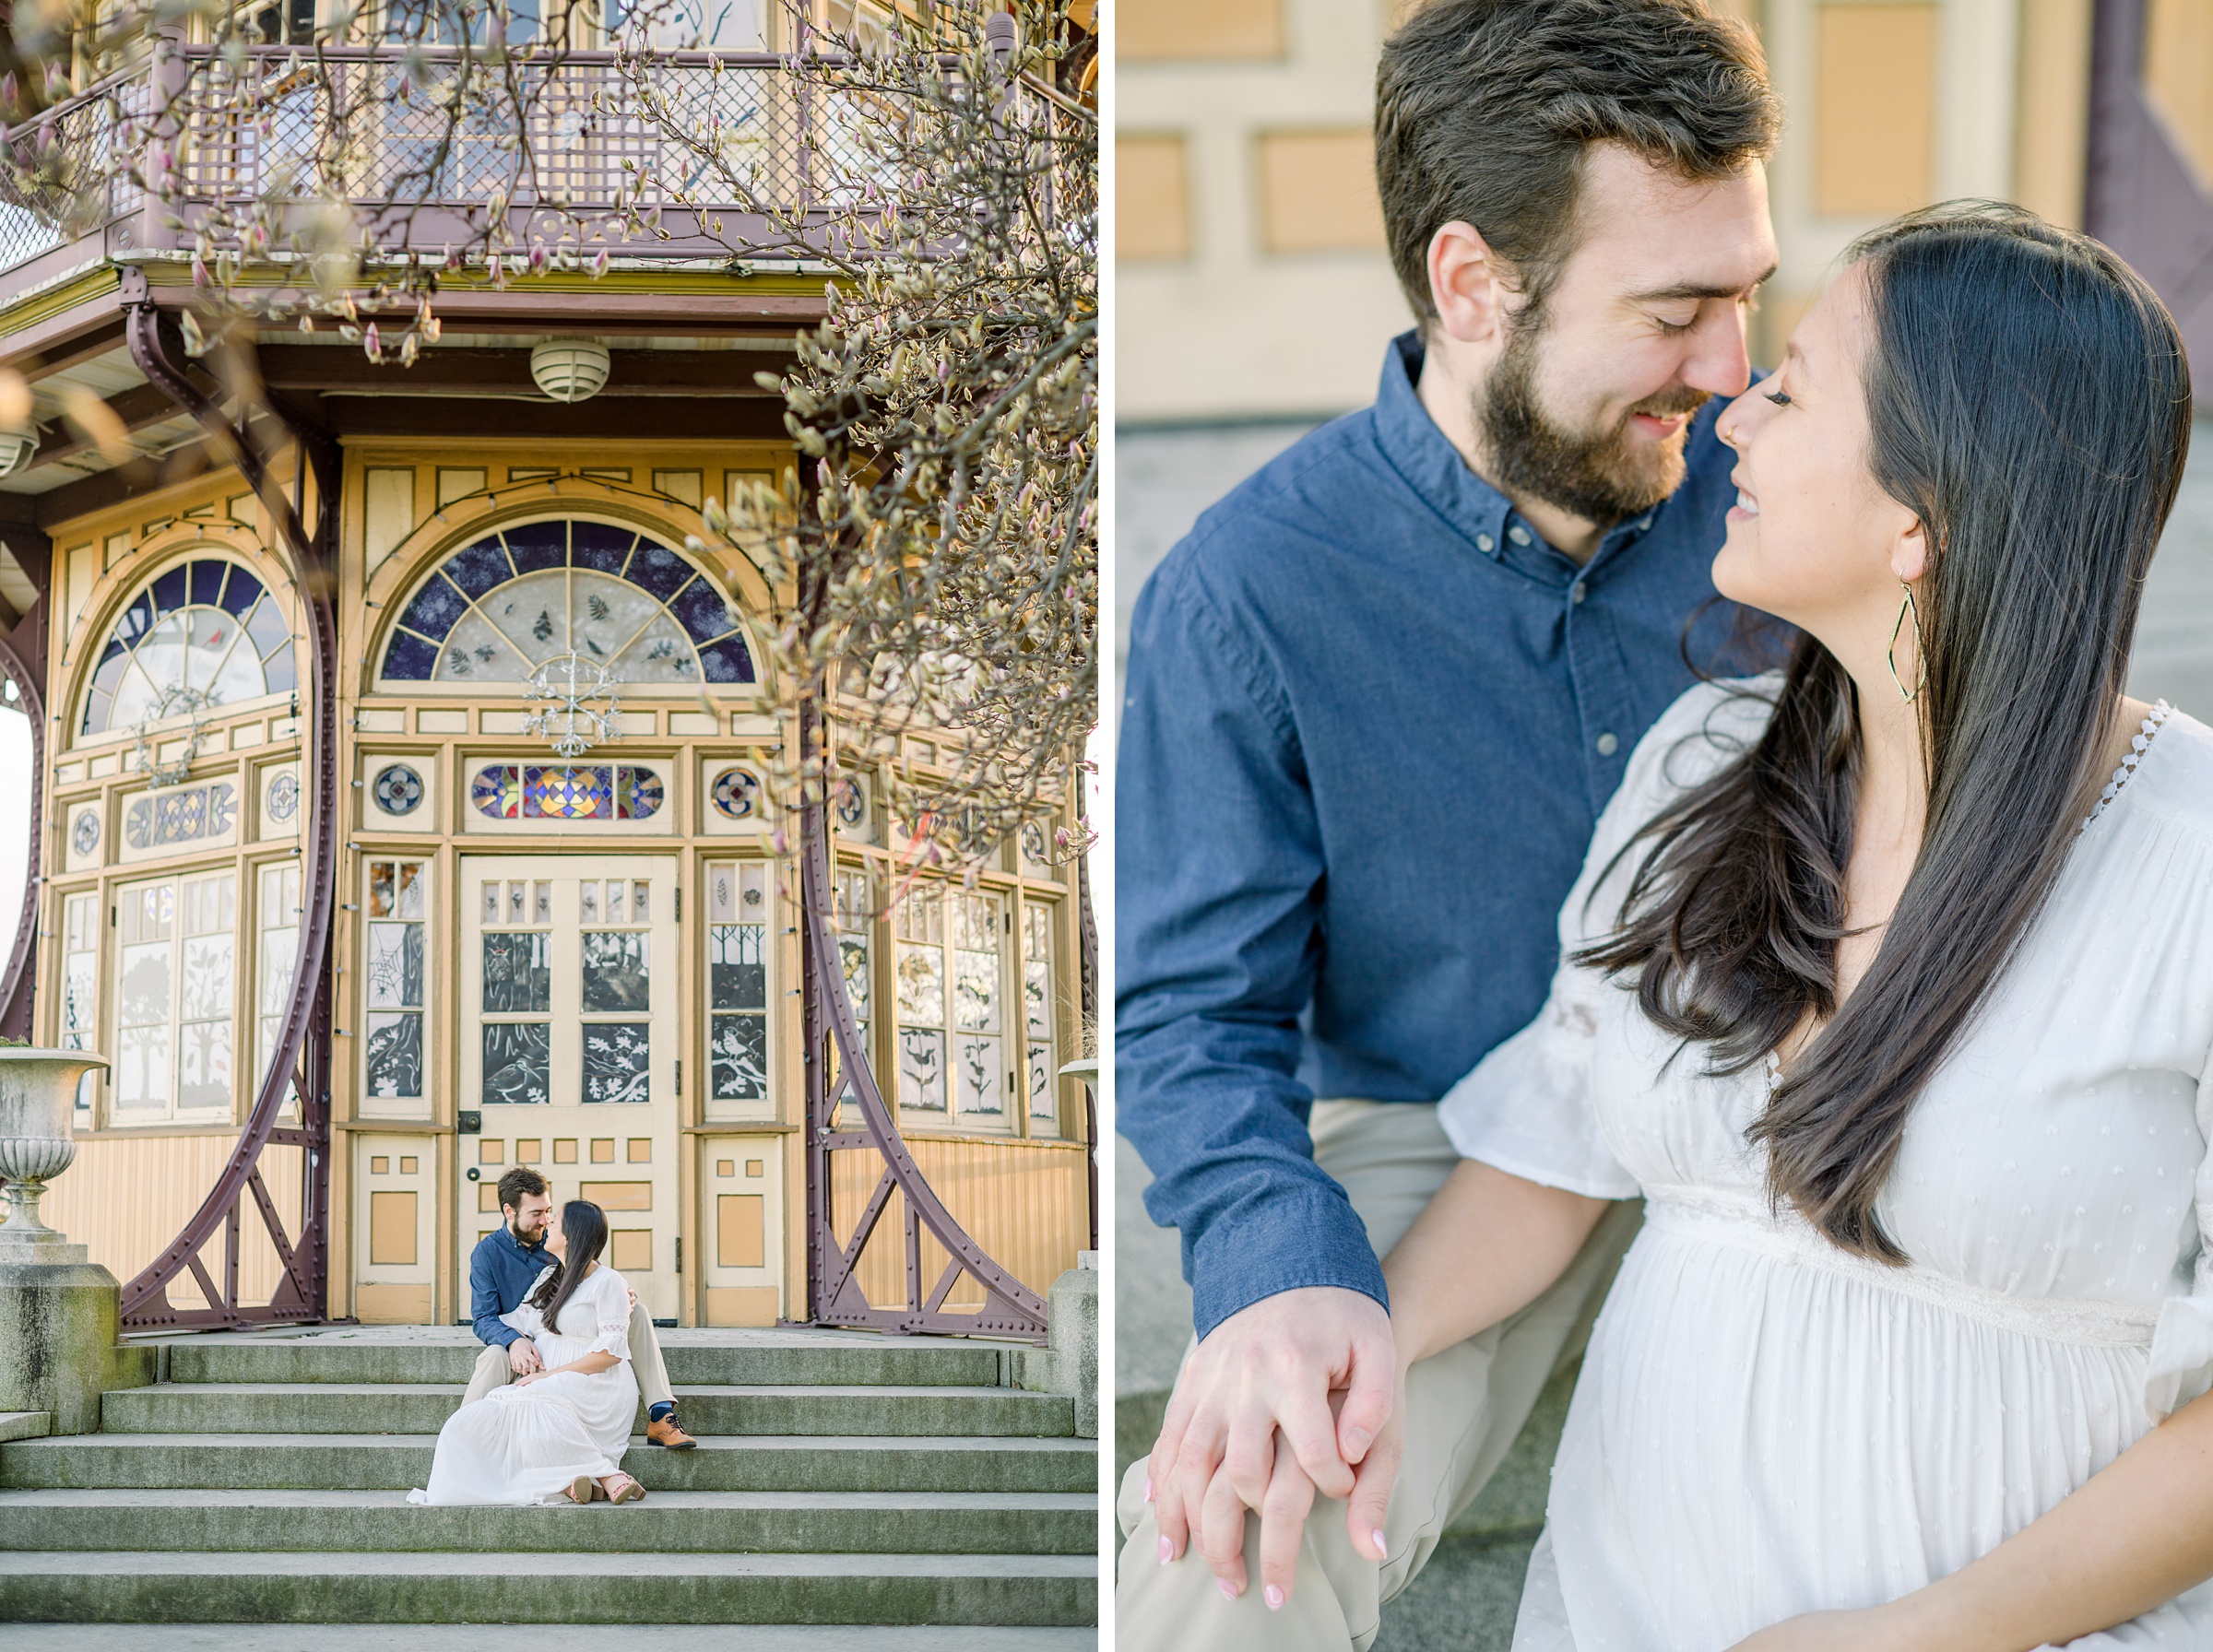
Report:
481,1021,551,1105
580,931,649,1012
481,932,550,1012
377,520,756,685
468,764,664,820
81,559,298,737
582,1022,651,1103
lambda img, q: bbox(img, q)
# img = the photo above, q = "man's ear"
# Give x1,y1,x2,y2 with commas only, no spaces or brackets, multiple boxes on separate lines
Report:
1426,221,1509,346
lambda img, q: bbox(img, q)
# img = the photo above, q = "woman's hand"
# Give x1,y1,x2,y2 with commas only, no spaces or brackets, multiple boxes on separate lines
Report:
513,1369,549,1386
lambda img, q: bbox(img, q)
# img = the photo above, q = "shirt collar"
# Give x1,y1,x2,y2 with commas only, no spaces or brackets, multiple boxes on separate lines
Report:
1372,330,1669,581
499,1225,549,1265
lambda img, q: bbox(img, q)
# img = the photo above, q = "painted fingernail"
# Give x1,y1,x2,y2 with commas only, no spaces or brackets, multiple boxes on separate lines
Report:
1158,1536,1173,1564
1372,1529,1389,1559
1343,1426,1373,1455
1264,1585,1284,1611
1217,1578,1239,1602
1143,1476,1154,1502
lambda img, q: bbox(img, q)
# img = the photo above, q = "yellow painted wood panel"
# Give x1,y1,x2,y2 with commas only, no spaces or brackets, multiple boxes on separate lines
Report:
579,1180,652,1210
369,1191,418,1267
356,1282,433,1325
1256,130,1386,255
1121,0,1281,60
718,1194,766,1268
2017,0,2094,228
704,1286,780,1327
1815,5,1938,218
1118,135,1192,262
609,1230,654,1272
827,1139,1085,1315
2148,0,2213,193
41,1132,304,1311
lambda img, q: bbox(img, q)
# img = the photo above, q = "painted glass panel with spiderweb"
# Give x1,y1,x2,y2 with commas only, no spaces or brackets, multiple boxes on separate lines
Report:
80,559,298,736
378,519,755,686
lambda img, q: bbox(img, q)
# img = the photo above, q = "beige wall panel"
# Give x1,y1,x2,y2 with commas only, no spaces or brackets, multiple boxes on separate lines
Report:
1814,4,1939,218
828,1139,1084,1313
704,1286,780,1327
2017,0,2093,227
356,1282,433,1325
41,1132,303,1310
1256,129,1385,254
609,1229,654,1272
2147,0,2213,192
369,1191,419,1266
361,467,417,575
1119,134,1193,262
1122,0,1282,61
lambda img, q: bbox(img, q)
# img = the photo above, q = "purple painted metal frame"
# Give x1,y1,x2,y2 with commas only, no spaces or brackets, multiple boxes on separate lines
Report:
797,709,1047,1340
0,626,44,1041
114,274,339,1329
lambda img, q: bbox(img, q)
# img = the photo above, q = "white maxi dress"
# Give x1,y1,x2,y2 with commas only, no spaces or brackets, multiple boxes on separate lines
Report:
1440,676,2213,1650
408,1262,640,1505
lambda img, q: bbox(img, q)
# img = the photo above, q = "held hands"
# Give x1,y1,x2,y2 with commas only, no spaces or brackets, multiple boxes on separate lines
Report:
1147,1286,1397,1607
513,1368,549,1386
507,1338,544,1376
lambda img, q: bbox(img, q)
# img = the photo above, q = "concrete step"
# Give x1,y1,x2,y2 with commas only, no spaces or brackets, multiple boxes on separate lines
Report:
0,1550,1098,1626
99,1383,1076,1439
2,1433,1097,1493
164,1339,1010,1389
0,1488,1098,1556
25,1627,1098,1651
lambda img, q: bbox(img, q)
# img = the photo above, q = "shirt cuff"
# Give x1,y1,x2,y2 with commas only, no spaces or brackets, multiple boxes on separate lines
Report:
1188,1186,1388,1341
479,1323,521,1349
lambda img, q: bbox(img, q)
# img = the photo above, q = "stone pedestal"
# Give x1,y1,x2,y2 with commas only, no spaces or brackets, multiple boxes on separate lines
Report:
1017,1250,1098,1440
0,1229,130,1435
0,1049,148,1434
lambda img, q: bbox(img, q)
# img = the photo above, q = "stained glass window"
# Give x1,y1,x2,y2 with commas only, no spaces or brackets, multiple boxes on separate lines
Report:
80,559,297,737
1024,903,1059,1134
707,862,770,1105
378,519,755,686
894,883,1011,1128
469,764,665,820
114,869,236,1122
362,860,426,1103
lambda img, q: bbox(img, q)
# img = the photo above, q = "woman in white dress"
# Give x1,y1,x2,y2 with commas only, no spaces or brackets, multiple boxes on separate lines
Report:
409,1199,646,1506
1376,203,2213,1647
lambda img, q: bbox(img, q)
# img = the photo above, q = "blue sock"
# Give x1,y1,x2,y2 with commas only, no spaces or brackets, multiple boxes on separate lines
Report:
648,1401,675,1422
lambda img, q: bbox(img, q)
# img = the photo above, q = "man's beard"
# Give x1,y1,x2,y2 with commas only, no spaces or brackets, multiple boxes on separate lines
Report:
510,1216,543,1245
1478,317,1710,528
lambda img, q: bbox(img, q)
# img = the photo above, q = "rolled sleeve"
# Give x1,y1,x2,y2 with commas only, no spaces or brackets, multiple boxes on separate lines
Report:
1118,552,1384,1339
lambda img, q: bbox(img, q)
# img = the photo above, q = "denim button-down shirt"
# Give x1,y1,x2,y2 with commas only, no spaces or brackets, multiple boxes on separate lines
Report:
469,1224,554,1348
1118,333,1775,1339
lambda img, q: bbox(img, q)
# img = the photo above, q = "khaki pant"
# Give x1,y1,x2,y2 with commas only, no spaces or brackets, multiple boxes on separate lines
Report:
1115,1099,1641,1652
465,1297,676,1410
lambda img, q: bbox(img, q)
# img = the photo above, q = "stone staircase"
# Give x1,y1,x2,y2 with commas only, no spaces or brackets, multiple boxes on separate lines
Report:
0,1327,1097,1632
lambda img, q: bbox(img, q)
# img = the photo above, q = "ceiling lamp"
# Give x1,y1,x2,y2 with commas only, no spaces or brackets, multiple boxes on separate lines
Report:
0,426,39,478
530,339,611,403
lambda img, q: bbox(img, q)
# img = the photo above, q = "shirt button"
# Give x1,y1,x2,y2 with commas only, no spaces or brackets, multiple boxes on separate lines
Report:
1635,515,1652,531
1507,525,1533,546
1475,533,1495,552
1596,732,1619,756
1571,582,1587,604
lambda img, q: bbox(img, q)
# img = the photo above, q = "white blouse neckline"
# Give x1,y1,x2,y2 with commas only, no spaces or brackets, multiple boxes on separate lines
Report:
2084,698,2174,831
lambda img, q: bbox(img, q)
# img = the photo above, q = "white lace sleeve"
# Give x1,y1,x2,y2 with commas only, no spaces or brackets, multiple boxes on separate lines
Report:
2147,1058,2213,1420
585,1267,633,1363
501,1266,556,1339
1438,678,1779,1199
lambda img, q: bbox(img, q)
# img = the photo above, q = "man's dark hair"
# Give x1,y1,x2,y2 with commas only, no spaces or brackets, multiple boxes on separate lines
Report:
1375,0,1781,328
496,1166,549,1214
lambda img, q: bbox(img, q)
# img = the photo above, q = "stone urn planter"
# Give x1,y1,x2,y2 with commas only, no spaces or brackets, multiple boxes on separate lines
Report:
0,1049,148,1434
0,1048,106,1253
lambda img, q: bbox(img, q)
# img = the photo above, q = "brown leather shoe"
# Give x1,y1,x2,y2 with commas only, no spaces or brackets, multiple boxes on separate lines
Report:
646,1412,697,1449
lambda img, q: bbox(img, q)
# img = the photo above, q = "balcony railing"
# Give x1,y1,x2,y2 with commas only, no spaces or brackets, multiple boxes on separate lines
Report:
0,42,872,299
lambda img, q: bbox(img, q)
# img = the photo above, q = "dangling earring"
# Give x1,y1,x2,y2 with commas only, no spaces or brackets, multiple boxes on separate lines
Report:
1888,581,1927,703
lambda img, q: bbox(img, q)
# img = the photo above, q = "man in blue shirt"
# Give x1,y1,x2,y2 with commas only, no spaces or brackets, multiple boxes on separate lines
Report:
1116,2,1786,1642
462,1166,696,1449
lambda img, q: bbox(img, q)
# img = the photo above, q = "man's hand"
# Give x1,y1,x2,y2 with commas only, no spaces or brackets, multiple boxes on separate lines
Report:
1147,1286,1396,1594
507,1338,544,1376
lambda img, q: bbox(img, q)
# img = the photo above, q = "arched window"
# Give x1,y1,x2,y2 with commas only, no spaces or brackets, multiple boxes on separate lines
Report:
80,558,298,737
377,519,755,687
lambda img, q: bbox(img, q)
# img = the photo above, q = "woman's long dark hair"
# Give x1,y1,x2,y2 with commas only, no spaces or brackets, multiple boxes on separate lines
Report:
526,1199,609,1329
1580,202,2192,1262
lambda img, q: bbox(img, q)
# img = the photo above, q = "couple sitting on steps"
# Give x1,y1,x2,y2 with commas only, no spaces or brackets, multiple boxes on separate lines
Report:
407,1167,698,1507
